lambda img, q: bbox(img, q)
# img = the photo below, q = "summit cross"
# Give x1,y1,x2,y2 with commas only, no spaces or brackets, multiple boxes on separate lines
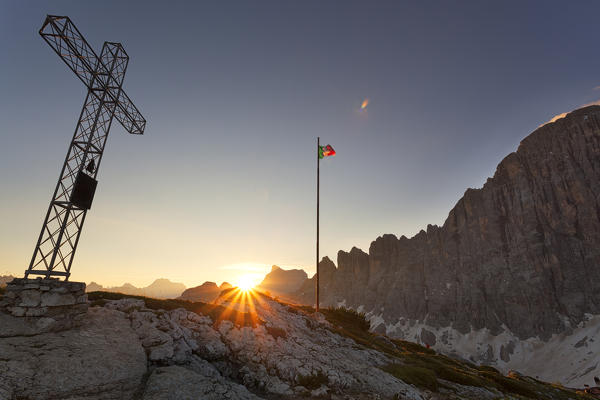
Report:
25,15,146,280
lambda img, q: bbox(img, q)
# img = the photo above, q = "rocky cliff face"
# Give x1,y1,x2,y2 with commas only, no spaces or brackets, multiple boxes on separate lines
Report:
295,106,600,342
179,281,232,302
258,265,308,296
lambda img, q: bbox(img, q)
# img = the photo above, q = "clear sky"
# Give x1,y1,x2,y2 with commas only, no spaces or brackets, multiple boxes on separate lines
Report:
1,1,599,288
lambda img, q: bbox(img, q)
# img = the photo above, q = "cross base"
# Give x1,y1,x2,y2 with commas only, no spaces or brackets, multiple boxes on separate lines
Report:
0,278,88,334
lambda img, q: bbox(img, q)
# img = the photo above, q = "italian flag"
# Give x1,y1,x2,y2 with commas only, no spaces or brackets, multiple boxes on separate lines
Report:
319,144,336,159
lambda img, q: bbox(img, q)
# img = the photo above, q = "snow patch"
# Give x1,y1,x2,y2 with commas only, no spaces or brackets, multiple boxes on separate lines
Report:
336,299,347,308
377,312,600,387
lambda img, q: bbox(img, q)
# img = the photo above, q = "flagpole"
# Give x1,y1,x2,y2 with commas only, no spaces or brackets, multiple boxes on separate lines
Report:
316,136,320,313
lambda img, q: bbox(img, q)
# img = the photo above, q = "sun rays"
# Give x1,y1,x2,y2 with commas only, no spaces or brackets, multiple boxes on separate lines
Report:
210,285,272,328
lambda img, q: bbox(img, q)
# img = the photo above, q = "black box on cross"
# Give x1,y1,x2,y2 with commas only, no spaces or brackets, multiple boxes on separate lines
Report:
70,171,98,210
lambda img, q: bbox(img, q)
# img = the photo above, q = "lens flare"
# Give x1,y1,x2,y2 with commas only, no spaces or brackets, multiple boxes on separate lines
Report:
360,98,369,110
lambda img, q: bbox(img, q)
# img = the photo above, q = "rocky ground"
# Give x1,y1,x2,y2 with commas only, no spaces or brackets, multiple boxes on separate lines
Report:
0,290,595,399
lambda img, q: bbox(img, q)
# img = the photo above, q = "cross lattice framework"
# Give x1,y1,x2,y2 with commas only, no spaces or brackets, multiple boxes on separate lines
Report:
25,15,146,280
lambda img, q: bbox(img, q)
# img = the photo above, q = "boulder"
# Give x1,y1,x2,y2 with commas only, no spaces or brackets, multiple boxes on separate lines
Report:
143,365,264,400
0,307,147,399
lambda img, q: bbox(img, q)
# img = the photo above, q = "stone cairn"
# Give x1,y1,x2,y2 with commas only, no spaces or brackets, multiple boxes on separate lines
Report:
0,278,88,333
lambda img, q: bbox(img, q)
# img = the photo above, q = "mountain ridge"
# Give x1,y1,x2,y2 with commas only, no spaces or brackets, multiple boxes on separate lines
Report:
257,265,308,297
179,281,232,302
286,106,600,384
86,278,186,299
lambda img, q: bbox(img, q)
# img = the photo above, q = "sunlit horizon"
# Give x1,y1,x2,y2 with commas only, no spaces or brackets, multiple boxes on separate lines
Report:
3,1,600,289
23,262,313,290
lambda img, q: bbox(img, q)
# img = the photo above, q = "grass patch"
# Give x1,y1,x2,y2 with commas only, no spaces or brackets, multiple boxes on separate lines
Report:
321,307,371,332
383,364,438,392
297,370,328,390
478,371,537,398
398,352,491,389
87,291,260,327
476,365,501,374
317,306,405,357
391,338,436,355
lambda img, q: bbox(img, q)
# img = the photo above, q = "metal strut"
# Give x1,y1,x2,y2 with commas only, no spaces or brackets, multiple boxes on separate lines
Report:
25,16,146,280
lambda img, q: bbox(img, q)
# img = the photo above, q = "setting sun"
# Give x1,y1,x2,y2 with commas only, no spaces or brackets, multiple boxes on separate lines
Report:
235,274,260,291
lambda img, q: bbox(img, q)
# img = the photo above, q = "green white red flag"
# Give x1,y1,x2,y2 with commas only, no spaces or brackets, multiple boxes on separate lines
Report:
319,144,335,159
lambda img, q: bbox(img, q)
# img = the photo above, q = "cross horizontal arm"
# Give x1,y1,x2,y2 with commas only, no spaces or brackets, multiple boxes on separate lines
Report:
114,90,146,134
39,15,146,135
39,15,99,89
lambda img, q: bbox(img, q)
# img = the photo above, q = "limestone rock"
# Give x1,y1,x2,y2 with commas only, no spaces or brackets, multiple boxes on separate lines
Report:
18,289,40,307
293,106,600,341
105,297,145,312
40,291,75,306
179,281,225,302
0,278,88,334
0,307,147,399
257,265,308,296
143,365,264,400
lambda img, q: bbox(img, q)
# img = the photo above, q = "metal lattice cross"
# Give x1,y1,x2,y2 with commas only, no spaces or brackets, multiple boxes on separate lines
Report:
25,15,146,280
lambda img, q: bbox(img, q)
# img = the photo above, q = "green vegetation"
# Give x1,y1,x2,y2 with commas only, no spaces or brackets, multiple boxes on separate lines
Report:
87,291,261,327
385,348,590,399
392,338,436,355
285,304,589,399
321,306,371,332
476,365,501,374
297,370,328,390
393,352,490,389
478,371,538,398
383,364,438,392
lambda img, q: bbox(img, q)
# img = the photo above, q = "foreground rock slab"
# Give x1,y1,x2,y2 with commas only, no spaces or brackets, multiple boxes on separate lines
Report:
0,307,146,399
1,292,587,399
143,365,264,400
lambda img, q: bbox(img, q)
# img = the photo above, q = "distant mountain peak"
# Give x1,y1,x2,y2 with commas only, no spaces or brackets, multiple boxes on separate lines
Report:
179,280,229,303
258,265,308,297
150,278,172,284
86,278,185,299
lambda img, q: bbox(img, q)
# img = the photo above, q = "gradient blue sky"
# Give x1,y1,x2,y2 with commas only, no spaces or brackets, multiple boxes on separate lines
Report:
2,1,600,287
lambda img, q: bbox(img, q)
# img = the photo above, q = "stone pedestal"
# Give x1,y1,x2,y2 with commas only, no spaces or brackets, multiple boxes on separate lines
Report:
0,278,88,335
